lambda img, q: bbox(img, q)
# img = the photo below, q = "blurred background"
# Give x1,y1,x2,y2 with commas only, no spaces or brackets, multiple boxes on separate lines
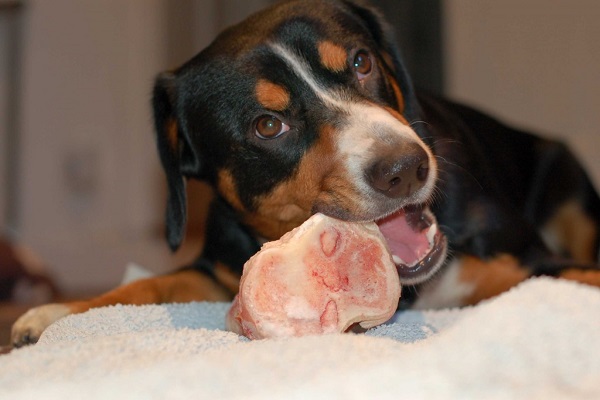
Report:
0,0,599,301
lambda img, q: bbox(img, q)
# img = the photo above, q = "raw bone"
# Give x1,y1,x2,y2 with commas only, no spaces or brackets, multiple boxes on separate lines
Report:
226,213,401,339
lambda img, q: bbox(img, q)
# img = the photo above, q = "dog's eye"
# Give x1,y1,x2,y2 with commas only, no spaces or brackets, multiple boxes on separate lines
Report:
353,51,372,80
255,115,290,139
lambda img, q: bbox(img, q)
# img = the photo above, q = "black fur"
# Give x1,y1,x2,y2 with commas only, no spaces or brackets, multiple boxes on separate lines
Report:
153,0,600,302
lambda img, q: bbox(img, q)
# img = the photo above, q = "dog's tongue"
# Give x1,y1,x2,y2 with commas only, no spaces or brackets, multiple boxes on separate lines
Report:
376,207,432,267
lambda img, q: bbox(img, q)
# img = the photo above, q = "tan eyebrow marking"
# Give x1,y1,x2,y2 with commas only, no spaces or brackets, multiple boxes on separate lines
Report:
255,79,290,111
318,41,348,73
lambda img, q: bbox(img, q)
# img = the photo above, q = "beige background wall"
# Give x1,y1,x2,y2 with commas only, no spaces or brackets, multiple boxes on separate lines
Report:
444,0,600,186
16,0,171,293
0,14,8,229
10,0,271,294
0,8,16,229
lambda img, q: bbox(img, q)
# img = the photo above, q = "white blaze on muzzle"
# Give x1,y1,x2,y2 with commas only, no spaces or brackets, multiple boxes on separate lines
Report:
269,42,437,213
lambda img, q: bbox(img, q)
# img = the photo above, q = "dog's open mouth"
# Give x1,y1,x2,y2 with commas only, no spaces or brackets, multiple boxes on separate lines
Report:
376,205,447,284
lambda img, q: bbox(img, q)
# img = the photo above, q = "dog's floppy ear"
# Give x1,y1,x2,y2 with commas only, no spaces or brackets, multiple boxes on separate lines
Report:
152,72,201,251
344,0,421,123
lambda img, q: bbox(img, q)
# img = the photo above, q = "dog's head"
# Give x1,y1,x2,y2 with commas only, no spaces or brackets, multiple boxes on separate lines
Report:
153,0,446,284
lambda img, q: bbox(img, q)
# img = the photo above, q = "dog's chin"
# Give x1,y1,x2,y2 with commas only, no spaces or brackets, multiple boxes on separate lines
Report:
313,202,447,285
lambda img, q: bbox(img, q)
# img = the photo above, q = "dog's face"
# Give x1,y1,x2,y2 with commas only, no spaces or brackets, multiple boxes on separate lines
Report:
154,0,446,284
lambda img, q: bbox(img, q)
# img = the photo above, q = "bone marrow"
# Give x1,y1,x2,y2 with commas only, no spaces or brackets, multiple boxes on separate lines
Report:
226,213,401,339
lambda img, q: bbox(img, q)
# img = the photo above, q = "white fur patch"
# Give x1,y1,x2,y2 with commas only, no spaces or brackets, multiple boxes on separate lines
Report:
337,104,438,206
269,42,438,213
412,258,475,310
270,43,347,108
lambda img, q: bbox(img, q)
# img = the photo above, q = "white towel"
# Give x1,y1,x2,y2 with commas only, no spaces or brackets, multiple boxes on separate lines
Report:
1,277,599,399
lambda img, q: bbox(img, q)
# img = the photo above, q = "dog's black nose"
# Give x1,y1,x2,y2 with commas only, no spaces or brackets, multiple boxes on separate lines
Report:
367,143,429,198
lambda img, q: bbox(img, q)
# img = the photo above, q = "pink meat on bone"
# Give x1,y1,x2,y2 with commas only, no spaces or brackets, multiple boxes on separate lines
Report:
226,213,401,339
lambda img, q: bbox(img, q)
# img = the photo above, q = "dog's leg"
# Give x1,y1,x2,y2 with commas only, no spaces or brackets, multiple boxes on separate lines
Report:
412,254,531,309
11,269,231,347
557,269,600,286
413,253,600,309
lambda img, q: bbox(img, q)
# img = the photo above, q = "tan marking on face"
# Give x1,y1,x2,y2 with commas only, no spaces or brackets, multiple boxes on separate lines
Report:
381,52,396,73
255,79,290,111
560,269,600,287
318,41,347,73
217,169,246,212
541,199,597,263
243,214,305,242
387,75,405,114
457,254,529,305
242,125,360,240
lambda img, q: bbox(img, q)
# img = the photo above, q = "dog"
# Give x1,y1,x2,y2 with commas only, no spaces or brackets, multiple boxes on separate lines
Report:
11,0,600,347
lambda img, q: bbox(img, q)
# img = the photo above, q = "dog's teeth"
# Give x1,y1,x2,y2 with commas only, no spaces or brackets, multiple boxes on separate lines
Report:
426,223,438,244
393,254,419,268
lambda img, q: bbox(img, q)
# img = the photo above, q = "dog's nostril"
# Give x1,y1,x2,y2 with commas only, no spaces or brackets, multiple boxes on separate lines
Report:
389,176,401,187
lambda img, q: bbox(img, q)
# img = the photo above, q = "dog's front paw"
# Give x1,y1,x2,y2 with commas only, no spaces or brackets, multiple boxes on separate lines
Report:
11,304,71,347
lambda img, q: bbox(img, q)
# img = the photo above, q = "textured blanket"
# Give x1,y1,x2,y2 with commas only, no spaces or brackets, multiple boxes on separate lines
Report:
1,277,599,399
